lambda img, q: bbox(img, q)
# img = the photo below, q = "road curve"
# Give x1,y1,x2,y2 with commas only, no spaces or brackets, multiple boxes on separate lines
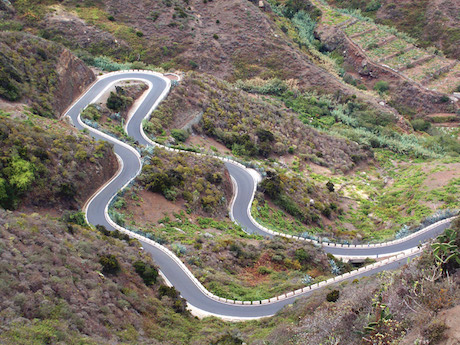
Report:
65,70,454,319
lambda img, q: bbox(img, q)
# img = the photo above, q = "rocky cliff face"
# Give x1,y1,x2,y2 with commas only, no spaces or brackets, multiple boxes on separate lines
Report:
54,48,95,116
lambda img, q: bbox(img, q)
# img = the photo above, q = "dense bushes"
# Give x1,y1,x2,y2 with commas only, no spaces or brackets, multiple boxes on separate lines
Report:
138,147,231,216
99,254,121,274
373,80,389,94
106,86,133,111
158,285,188,313
133,260,159,285
326,289,340,302
171,128,189,142
259,170,340,227
0,32,66,117
148,73,369,171
0,114,114,210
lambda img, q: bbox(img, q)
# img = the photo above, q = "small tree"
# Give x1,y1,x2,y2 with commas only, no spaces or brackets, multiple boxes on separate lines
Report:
133,260,159,285
171,128,189,142
373,81,389,94
326,181,335,192
99,254,120,274
326,289,340,302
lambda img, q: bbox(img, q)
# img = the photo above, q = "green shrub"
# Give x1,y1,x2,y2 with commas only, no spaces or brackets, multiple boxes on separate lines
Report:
326,289,340,302
373,81,390,94
365,0,381,12
133,260,159,285
63,211,87,227
99,254,121,274
257,266,272,275
439,95,449,103
411,119,431,132
171,128,189,142
107,92,126,111
213,34,219,39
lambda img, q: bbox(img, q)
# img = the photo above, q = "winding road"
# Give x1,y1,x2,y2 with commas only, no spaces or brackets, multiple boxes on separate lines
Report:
65,70,455,320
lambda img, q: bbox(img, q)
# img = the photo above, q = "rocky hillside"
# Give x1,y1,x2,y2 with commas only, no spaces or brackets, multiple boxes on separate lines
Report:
326,0,460,60
1,210,458,344
0,32,94,117
2,0,396,108
147,73,372,173
0,210,236,345
0,113,116,212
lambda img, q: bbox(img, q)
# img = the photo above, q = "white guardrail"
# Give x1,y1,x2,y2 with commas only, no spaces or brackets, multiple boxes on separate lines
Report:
75,70,455,308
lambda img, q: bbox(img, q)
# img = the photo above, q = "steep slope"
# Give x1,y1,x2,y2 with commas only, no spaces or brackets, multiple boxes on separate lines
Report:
147,72,372,173
0,32,94,117
0,113,116,212
326,0,460,60
0,211,238,344
3,0,377,96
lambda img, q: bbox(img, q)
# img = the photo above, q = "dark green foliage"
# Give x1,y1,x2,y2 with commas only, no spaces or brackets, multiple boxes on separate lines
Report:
260,171,283,199
0,71,21,101
256,128,275,142
439,95,449,103
107,88,133,111
96,224,112,236
96,225,131,241
213,34,219,40
326,181,335,192
99,254,121,274
150,11,160,21
274,194,305,222
171,128,189,142
0,114,113,210
159,285,178,298
326,289,340,302
373,81,390,94
138,148,230,216
158,285,187,313
0,32,64,117
81,104,102,121
63,211,87,227
294,248,311,270
281,0,321,20
189,60,198,69
411,119,431,132
144,170,183,193
365,0,381,12
133,260,159,285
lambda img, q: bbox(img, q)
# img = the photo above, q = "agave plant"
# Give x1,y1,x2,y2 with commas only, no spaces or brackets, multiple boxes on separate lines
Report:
432,227,460,269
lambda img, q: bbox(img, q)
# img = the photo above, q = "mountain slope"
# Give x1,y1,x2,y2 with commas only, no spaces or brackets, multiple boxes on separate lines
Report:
0,31,94,117
326,0,460,60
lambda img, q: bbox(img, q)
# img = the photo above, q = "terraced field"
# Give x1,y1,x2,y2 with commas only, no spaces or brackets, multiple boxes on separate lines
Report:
312,0,459,94
383,48,431,71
